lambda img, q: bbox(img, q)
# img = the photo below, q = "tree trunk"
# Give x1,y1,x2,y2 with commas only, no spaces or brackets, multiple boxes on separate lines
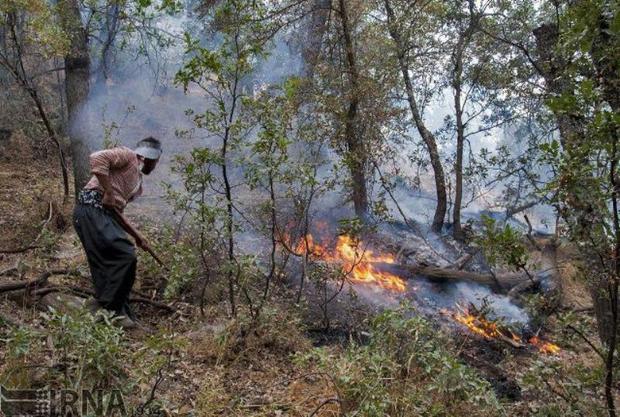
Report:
533,24,585,150
452,38,465,240
338,0,368,218
97,0,121,83
451,3,478,240
301,0,331,78
370,261,546,292
384,0,447,232
593,10,620,417
0,24,7,85
59,0,92,195
1,13,70,196
535,22,609,334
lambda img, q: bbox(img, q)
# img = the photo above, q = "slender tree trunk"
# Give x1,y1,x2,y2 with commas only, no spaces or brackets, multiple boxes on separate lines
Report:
452,42,465,240
221,36,243,317
0,24,7,85
338,0,368,218
222,123,236,317
593,25,620,417
451,5,477,240
384,0,447,232
58,0,92,196
301,0,331,78
98,0,120,83
606,140,619,417
2,13,69,196
601,10,620,405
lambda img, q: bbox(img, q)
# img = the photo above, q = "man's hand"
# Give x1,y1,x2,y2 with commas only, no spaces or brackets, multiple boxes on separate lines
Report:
111,209,157,262
101,191,117,210
134,233,151,252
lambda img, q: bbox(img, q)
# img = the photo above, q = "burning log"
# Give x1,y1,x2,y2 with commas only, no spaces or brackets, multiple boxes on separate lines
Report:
286,232,557,294
371,262,523,292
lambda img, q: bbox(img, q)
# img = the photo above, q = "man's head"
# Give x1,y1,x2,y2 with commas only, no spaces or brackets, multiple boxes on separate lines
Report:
135,137,162,175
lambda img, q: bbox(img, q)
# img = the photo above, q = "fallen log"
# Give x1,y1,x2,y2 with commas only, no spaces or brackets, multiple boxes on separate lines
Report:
0,270,57,294
372,262,523,291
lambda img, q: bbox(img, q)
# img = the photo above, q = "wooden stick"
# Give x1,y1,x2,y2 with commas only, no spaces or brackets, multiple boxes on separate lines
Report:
0,263,19,277
111,209,169,271
524,214,542,251
452,250,478,270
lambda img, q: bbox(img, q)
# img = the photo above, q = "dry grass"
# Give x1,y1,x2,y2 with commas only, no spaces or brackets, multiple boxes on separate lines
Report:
0,131,71,252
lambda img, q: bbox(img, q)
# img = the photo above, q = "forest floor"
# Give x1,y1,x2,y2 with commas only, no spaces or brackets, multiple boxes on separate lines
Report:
0,133,612,416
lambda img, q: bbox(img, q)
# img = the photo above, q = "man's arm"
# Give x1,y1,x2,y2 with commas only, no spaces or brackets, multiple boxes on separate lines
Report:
111,208,149,250
112,209,168,269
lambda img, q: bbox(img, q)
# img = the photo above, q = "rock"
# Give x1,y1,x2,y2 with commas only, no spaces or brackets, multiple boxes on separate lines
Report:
39,293,85,313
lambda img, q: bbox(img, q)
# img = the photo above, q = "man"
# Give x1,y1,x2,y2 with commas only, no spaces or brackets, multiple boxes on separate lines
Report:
73,137,162,328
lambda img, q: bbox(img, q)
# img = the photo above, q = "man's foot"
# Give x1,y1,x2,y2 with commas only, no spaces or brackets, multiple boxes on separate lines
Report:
114,315,138,330
121,302,136,321
115,315,154,335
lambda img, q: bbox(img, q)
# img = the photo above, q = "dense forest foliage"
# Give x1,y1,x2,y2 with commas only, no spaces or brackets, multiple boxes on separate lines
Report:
1,0,619,416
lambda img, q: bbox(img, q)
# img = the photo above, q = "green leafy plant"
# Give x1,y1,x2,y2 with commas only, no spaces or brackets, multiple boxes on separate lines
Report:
1,308,127,392
476,214,536,283
43,308,126,389
296,305,502,416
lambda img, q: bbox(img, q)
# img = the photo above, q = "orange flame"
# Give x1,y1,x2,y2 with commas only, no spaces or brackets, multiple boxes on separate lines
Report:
453,310,505,340
529,336,561,354
450,306,560,355
292,234,406,292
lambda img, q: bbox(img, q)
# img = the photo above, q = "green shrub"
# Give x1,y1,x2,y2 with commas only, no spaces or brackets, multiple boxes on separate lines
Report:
43,308,127,389
295,306,502,416
1,308,127,391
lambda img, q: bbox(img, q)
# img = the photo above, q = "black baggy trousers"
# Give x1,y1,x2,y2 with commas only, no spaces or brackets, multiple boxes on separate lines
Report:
73,203,136,318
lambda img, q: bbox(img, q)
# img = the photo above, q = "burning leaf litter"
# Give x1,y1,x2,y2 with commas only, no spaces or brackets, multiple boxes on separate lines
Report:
528,336,561,354
291,233,407,292
443,304,560,355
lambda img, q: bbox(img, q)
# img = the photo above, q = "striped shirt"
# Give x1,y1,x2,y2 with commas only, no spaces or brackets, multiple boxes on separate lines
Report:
84,146,143,211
